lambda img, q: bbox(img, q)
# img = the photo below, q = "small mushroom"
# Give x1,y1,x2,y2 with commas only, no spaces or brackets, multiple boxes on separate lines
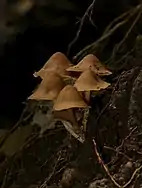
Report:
28,71,65,100
74,69,110,102
53,85,87,137
53,85,87,111
67,54,112,76
34,52,72,79
74,69,110,91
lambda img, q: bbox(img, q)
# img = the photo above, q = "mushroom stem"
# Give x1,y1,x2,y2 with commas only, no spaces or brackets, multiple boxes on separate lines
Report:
74,109,83,122
53,109,80,133
53,109,85,143
79,91,90,104
84,91,90,103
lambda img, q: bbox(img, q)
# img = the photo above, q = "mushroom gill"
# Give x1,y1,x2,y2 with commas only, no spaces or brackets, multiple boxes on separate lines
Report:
28,71,65,100
67,54,112,76
34,52,72,79
53,85,87,111
53,109,80,132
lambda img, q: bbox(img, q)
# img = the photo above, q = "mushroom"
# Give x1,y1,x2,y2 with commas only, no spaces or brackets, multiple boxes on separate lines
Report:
53,85,87,136
67,54,112,76
34,52,72,79
74,69,110,102
28,71,65,100
53,85,87,111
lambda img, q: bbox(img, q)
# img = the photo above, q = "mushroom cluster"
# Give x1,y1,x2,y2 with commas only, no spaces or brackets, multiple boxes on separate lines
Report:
28,52,112,143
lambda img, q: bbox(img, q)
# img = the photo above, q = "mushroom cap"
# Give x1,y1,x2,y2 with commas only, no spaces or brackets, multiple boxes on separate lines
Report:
28,71,65,100
74,69,110,91
34,52,72,78
35,68,68,80
53,85,87,111
67,54,112,76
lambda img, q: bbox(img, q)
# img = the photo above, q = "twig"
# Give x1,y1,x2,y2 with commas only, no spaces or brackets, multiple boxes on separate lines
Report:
116,10,141,51
104,4,142,34
38,154,62,188
88,3,97,28
110,47,134,66
110,9,142,62
1,168,9,188
116,126,137,151
105,126,137,166
73,4,142,61
67,0,96,54
62,120,85,143
96,72,124,123
73,19,128,61
104,145,132,161
92,138,142,188
132,174,140,188
122,165,142,188
93,138,122,187
41,137,68,168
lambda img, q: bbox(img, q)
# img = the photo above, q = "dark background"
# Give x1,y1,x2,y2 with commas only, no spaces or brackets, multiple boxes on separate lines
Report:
0,0,140,127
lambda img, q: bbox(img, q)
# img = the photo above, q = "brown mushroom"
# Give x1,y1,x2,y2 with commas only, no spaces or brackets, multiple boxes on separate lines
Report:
67,54,112,76
74,69,110,102
53,85,87,111
34,52,72,79
28,71,65,100
53,85,87,137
